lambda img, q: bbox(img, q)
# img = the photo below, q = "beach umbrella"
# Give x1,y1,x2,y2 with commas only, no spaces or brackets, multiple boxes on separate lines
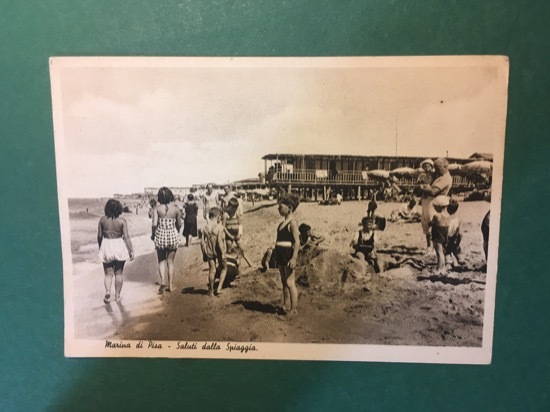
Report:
252,188,270,196
461,160,492,175
448,163,462,175
389,167,416,178
366,170,391,180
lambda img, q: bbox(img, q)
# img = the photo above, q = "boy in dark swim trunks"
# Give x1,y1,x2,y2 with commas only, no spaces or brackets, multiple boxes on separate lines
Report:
200,207,227,296
429,195,451,275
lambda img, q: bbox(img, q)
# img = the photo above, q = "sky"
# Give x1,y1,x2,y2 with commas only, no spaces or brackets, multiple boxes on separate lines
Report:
53,57,508,197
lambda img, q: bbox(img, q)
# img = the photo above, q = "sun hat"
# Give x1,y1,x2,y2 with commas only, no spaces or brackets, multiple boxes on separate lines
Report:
420,158,434,168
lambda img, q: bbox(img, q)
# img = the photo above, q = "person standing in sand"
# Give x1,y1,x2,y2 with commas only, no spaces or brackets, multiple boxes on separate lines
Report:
200,207,227,296
417,158,435,250
222,198,253,267
429,195,451,275
183,193,199,247
274,193,301,317
152,187,182,293
202,183,219,221
97,199,134,304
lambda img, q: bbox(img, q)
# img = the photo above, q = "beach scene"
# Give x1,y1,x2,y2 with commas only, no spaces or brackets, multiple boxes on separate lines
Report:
51,56,508,361
70,192,489,346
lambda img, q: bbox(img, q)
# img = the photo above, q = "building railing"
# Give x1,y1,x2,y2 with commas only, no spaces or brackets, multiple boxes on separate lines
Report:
269,170,476,187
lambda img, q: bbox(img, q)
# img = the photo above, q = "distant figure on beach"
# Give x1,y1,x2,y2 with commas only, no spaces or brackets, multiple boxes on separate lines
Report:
350,216,380,273
367,191,378,218
429,195,451,275
148,198,157,219
445,199,465,270
417,158,435,249
274,193,301,317
200,207,227,296
152,187,182,293
223,198,252,267
183,193,199,247
389,199,421,223
97,199,134,304
202,183,219,221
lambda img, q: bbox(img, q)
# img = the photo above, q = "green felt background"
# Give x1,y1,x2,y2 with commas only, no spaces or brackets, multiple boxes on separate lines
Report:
1,1,549,410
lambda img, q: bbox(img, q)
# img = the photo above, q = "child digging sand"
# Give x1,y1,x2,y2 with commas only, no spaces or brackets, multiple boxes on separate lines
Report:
350,217,381,273
97,199,134,304
274,193,301,317
200,207,227,297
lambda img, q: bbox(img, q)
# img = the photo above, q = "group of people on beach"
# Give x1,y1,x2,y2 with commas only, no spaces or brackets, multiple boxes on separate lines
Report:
96,157,490,312
350,157,490,276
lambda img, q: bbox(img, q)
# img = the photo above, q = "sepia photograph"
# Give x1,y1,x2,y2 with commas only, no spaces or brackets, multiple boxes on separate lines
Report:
50,56,508,362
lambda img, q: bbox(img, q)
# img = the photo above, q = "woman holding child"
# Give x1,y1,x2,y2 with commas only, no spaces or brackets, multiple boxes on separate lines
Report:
418,158,453,251
151,187,182,293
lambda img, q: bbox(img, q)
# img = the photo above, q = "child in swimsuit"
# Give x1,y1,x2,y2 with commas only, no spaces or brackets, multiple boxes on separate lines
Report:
350,217,380,273
152,187,183,293
429,195,451,275
275,193,301,317
445,199,465,270
223,197,252,267
97,199,134,304
200,207,227,296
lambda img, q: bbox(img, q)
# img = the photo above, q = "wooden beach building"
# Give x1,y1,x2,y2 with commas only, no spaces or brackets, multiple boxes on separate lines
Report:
262,153,479,200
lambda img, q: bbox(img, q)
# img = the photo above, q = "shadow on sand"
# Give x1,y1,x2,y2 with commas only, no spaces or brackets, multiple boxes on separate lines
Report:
181,286,209,296
232,300,279,314
417,274,486,285
243,202,277,214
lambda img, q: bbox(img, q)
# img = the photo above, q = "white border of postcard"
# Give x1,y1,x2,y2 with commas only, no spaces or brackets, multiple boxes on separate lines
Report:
51,56,508,363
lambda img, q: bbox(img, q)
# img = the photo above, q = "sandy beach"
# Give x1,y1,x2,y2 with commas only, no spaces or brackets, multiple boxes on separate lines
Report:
69,198,488,346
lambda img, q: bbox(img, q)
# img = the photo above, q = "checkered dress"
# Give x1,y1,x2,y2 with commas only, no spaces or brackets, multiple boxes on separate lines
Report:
154,218,180,250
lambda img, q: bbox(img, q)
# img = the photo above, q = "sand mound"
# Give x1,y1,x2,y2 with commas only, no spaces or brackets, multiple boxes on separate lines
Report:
296,247,373,290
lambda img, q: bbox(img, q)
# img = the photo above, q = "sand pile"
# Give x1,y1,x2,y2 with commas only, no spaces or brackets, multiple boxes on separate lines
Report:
295,247,374,290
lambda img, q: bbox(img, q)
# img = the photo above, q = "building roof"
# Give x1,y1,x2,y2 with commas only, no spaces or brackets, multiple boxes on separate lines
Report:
469,153,493,161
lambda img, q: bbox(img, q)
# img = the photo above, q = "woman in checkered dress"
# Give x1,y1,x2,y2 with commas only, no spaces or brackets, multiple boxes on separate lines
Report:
151,187,182,293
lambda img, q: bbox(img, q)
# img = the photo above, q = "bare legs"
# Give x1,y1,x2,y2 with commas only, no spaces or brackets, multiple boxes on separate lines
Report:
279,266,298,316
216,260,228,295
103,261,125,303
434,241,445,274
157,249,177,292
207,259,216,296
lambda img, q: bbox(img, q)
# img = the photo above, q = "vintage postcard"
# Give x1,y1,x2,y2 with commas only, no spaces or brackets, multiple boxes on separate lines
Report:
50,56,508,363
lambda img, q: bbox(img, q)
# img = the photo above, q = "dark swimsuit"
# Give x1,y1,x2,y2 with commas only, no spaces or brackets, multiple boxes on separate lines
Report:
355,231,375,256
431,225,449,245
274,219,295,267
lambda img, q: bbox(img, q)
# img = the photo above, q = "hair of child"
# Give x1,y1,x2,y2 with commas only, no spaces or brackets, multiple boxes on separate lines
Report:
187,193,194,201
157,187,175,204
361,216,374,225
104,199,123,219
447,198,459,215
149,198,157,207
227,197,239,209
298,223,311,236
208,206,222,219
279,192,300,212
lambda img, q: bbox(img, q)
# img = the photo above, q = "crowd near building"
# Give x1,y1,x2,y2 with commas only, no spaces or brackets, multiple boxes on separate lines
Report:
144,153,492,202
